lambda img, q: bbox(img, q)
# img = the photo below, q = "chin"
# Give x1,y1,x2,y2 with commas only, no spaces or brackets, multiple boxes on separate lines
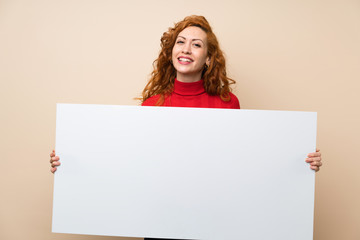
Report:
175,66,200,74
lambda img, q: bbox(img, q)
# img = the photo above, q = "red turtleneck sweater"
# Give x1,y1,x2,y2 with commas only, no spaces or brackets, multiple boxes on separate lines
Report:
142,79,240,109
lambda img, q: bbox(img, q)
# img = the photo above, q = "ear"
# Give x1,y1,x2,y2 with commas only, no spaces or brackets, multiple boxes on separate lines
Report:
206,56,211,67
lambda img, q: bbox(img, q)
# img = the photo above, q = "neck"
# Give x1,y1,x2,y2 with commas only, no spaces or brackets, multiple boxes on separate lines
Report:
176,72,202,83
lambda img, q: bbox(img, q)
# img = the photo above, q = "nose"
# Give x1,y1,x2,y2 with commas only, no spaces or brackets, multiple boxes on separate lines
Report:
182,42,191,54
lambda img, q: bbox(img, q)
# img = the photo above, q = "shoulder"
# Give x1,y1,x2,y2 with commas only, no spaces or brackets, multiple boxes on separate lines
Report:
228,92,240,109
141,95,160,106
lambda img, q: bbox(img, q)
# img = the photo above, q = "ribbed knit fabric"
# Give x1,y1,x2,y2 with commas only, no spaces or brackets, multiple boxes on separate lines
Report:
142,79,240,109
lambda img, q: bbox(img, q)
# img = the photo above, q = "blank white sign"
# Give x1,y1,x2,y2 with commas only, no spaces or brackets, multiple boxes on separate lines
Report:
52,104,317,240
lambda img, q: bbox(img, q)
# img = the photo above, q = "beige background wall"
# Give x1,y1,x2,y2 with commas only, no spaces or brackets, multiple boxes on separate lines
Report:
0,0,359,239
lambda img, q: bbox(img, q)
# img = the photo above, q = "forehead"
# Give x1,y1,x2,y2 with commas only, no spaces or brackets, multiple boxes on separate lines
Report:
177,26,207,41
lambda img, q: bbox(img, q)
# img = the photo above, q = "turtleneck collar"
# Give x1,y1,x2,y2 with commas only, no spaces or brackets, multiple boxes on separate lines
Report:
173,78,206,96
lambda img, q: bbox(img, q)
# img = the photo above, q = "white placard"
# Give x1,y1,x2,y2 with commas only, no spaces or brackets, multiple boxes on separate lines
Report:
52,104,317,240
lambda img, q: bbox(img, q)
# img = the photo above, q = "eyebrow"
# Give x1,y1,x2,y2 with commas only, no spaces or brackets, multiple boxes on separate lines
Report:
177,35,204,43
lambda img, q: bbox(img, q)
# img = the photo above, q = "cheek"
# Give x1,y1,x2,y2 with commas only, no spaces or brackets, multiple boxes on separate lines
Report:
172,46,179,58
171,48,179,66
198,51,208,64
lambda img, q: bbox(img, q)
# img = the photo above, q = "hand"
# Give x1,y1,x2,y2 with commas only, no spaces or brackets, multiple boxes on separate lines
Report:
50,150,60,173
305,148,322,172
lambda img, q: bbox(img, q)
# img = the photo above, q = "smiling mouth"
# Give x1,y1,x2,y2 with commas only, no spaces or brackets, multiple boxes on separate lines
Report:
178,57,193,63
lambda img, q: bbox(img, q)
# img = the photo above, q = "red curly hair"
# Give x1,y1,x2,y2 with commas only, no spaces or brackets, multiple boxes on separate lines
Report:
141,15,235,105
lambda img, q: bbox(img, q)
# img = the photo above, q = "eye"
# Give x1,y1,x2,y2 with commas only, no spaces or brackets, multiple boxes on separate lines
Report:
176,40,184,44
194,43,202,48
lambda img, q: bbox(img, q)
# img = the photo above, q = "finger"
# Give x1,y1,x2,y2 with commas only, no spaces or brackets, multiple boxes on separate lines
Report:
51,161,61,168
307,152,321,158
50,150,55,157
51,167,57,173
310,165,319,172
316,148,320,152
50,156,60,163
305,157,317,163
306,157,321,163
311,161,322,167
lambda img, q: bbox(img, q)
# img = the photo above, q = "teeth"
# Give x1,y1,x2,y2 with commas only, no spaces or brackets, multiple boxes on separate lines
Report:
179,58,192,62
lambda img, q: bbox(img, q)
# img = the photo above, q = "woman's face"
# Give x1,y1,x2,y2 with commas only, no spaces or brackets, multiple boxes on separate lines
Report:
172,26,210,82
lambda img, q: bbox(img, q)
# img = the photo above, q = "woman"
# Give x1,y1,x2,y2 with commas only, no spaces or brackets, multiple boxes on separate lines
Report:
50,15,322,240
140,15,239,109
